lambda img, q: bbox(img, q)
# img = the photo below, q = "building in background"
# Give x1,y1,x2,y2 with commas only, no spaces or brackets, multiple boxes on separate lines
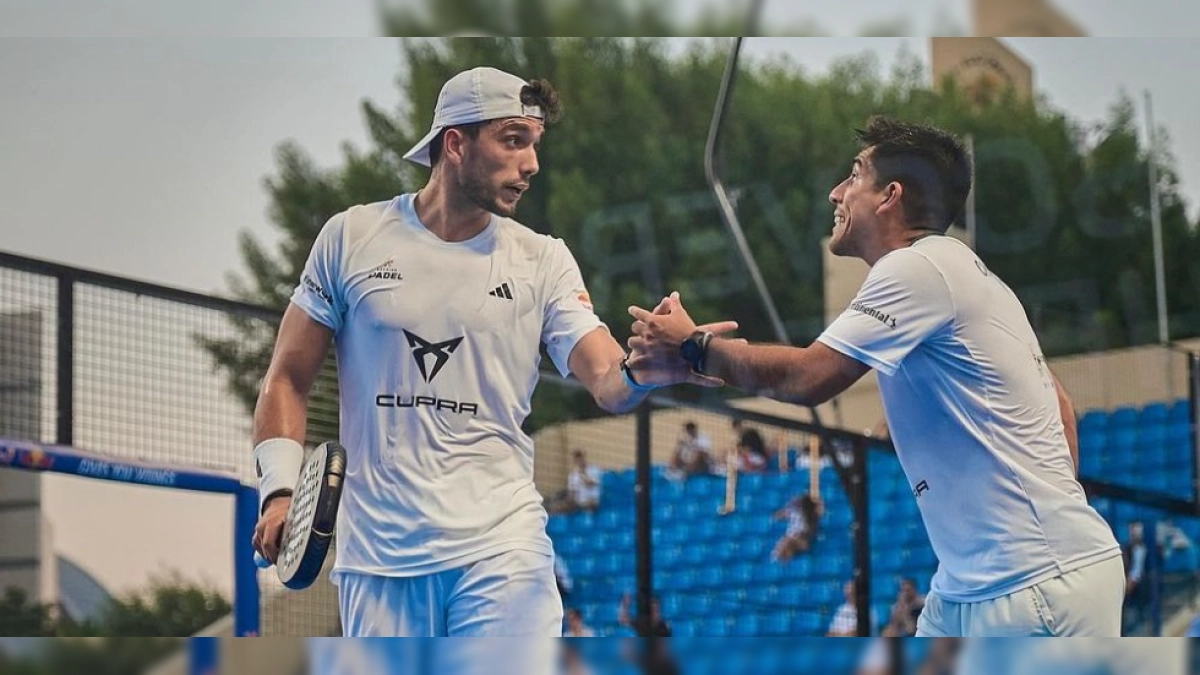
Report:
973,0,1086,37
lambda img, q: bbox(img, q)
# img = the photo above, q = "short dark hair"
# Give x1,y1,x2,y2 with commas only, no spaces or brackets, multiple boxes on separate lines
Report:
684,421,697,433
855,116,972,232
428,78,562,167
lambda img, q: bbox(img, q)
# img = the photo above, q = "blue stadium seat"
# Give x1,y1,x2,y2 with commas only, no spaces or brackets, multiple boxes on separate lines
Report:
740,472,766,493
1079,410,1109,434
695,519,722,541
678,499,706,520
762,612,791,636
596,508,623,531
734,614,762,636
744,516,774,538
702,616,731,636
1139,424,1166,445
1110,406,1139,429
729,563,755,585
686,476,724,499
793,611,826,635
1169,400,1191,423
681,594,715,616
573,556,597,576
1080,445,1105,477
574,511,597,530
1108,443,1136,473
1140,402,1169,425
696,566,723,588
680,543,712,566
1109,427,1138,448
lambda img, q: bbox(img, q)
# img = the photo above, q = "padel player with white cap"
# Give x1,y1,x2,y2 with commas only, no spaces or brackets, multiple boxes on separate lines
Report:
250,67,734,637
627,117,1123,636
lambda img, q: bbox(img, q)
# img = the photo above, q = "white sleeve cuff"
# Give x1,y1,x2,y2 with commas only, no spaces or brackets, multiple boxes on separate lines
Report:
253,438,304,514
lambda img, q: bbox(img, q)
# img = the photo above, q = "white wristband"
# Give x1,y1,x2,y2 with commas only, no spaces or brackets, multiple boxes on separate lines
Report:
253,438,304,515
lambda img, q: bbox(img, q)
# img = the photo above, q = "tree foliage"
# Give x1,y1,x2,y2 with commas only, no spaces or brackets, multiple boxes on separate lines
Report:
205,35,1200,433
0,576,230,675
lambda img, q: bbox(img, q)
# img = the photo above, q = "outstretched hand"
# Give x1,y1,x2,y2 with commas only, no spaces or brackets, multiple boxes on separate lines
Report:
624,292,741,388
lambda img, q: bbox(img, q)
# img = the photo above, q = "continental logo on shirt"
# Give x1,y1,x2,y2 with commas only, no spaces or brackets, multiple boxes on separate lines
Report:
302,274,333,306
576,290,593,311
849,301,897,329
367,258,403,281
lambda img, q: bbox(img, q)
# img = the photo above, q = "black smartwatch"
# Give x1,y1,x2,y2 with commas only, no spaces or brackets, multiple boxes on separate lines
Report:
679,330,714,374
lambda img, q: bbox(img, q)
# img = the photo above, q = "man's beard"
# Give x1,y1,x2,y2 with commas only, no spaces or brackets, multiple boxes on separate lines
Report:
458,159,516,218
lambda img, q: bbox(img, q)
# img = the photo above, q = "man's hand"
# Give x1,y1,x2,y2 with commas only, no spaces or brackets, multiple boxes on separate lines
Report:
628,291,703,353
625,291,742,388
252,496,291,564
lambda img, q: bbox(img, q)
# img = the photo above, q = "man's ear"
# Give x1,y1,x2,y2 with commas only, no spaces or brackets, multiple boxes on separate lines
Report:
879,181,904,215
442,128,470,166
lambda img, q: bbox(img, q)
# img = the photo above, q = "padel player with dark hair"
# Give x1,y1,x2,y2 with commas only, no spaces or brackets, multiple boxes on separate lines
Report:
628,116,1122,637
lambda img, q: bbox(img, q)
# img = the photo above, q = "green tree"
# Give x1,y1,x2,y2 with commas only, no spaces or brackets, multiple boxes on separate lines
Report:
0,576,229,675
0,588,56,637
207,35,1200,434
81,573,231,638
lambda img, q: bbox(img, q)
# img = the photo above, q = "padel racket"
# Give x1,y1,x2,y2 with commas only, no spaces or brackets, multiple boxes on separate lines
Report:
258,441,347,590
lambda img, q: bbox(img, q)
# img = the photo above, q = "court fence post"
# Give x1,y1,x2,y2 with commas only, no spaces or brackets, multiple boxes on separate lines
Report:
234,484,261,636
851,437,871,637
634,401,653,638
55,274,74,446
1146,520,1163,636
1190,352,1199,508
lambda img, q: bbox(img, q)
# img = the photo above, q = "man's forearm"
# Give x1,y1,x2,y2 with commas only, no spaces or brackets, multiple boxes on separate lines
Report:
253,376,310,445
591,359,653,414
705,340,813,405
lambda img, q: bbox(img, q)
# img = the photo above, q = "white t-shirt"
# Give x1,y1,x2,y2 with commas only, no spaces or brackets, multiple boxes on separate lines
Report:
817,236,1119,603
828,603,878,636
785,505,809,538
291,195,605,578
567,465,602,506
677,431,713,466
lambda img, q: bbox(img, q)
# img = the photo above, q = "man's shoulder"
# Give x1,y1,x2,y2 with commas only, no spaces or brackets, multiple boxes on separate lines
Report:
496,219,577,266
331,199,400,239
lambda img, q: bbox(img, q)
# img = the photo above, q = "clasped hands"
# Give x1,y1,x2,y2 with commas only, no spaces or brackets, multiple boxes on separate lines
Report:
625,291,742,389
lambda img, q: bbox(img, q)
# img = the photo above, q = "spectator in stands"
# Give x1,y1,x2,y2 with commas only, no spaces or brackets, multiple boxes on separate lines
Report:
1159,519,1199,571
771,494,824,562
618,593,672,637
882,577,926,637
1122,521,1150,633
667,420,714,481
564,449,602,512
564,607,595,637
731,417,769,473
555,555,574,601
827,579,877,637
616,594,678,675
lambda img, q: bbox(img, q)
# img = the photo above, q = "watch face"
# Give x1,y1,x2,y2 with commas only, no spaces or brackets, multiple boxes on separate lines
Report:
681,339,701,362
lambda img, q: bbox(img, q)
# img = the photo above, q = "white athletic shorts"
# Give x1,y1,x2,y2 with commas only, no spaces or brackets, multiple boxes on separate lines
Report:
336,548,563,638
916,554,1124,637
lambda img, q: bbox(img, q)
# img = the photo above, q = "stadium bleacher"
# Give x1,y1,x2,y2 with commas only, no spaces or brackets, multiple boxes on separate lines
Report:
550,399,1199,638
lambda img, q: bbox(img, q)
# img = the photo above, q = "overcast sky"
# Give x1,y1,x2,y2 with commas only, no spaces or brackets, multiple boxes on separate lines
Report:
1,2,1197,598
